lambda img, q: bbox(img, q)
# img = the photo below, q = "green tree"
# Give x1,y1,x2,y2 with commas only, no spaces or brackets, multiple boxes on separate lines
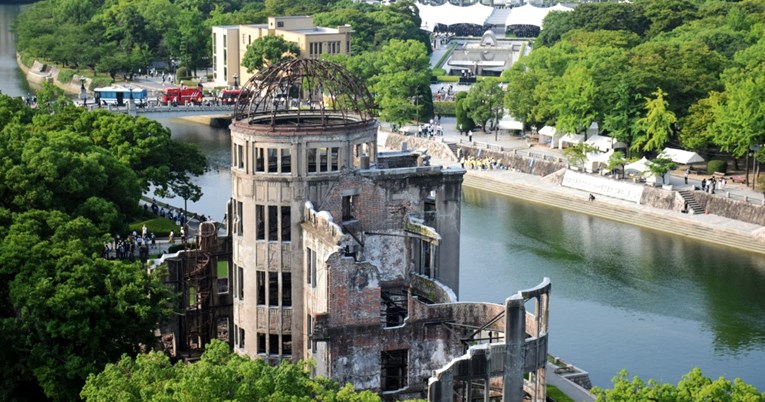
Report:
463,78,504,132
592,368,765,401
0,210,173,401
647,157,677,185
455,92,475,134
632,88,677,154
549,65,597,139
607,150,627,179
563,142,598,170
81,339,381,401
242,35,301,73
370,39,432,125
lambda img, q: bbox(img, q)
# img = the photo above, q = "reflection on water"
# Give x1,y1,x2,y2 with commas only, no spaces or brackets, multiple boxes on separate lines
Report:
0,5,30,98
460,187,765,389
148,117,232,221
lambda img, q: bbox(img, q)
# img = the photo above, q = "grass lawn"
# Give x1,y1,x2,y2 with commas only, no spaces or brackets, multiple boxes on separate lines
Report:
547,385,575,402
129,216,178,237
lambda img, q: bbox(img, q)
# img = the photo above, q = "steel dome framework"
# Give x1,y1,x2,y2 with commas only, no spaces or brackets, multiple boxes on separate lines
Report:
234,58,376,128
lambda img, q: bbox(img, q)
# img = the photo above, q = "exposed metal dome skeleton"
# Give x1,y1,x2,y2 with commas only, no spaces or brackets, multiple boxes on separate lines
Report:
233,58,376,128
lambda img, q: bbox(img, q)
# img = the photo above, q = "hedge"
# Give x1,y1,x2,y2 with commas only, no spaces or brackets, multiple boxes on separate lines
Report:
89,77,112,91
707,160,727,175
434,101,456,117
57,69,76,84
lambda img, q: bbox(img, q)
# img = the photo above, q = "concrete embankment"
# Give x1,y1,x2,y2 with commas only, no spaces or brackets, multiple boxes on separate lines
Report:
462,170,765,255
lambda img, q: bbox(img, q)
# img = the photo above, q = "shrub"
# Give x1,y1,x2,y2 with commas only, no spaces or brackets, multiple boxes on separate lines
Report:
434,101,456,116
20,52,35,68
89,77,112,91
176,67,188,80
57,69,76,84
432,68,446,76
438,75,460,82
707,159,727,174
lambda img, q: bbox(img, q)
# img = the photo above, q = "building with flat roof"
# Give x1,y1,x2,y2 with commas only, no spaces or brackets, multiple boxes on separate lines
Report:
211,16,353,88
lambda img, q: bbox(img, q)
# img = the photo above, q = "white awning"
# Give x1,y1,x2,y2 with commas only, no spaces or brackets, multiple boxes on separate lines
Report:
417,3,495,32
559,133,585,148
659,147,704,164
625,157,651,174
585,134,627,152
505,3,573,28
538,125,556,136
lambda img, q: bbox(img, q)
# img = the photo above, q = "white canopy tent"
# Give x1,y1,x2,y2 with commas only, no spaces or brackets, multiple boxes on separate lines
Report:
659,147,704,165
538,125,562,147
625,157,668,185
504,3,573,28
558,133,585,149
417,3,495,32
586,150,613,173
585,134,627,152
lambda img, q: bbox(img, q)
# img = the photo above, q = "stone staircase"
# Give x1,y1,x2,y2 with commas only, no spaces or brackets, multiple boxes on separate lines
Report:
446,142,460,159
678,190,705,215
463,175,764,254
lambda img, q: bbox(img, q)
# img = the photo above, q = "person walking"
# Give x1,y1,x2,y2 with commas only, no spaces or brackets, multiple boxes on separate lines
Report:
684,168,689,184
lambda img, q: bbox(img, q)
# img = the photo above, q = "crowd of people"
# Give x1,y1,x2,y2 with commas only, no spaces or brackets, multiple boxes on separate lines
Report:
103,224,156,261
459,155,506,170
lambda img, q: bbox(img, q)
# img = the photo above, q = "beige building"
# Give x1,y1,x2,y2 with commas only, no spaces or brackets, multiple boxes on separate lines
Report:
211,16,353,87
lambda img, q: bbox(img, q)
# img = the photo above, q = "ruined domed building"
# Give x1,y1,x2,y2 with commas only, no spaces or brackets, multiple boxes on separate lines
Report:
227,58,551,401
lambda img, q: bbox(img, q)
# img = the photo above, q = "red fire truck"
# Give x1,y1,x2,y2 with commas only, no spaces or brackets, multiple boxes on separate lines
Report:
160,87,204,106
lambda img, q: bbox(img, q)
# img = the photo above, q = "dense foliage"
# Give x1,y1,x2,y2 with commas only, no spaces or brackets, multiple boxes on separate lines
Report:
592,369,765,401
0,88,206,400
81,339,382,402
503,0,765,166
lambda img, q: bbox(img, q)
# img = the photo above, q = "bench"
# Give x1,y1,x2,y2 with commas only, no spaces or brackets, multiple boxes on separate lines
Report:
729,175,746,183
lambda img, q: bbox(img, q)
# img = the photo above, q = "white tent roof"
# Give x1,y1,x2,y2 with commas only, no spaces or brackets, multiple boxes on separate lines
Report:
539,125,556,136
587,150,613,165
417,3,495,32
625,157,652,174
559,133,585,146
585,134,627,152
505,3,573,28
659,147,704,164
498,115,524,130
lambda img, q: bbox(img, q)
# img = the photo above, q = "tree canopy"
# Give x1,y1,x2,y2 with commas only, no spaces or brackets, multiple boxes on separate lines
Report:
592,368,764,402
242,35,300,73
81,339,382,402
0,92,205,400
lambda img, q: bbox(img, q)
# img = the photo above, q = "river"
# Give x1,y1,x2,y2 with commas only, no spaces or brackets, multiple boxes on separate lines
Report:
4,5,765,391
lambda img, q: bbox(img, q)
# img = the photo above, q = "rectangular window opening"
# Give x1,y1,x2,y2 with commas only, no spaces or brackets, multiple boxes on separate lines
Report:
238,266,244,299
267,148,278,173
255,147,265,172
268,205,278,240
217,317,229,342
217,260,229,294
256,205,265,240
257,271,266,305
342,195,356,221
281,206,291,241
381,349,408,391
258,333,266,354
282,334,292,356
281,148,291,173
269,334,279,355
282,272,292,307
268,272,279,307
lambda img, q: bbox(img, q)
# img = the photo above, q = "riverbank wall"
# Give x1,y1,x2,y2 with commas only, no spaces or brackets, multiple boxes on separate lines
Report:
383,131,765,254
16,55,90,95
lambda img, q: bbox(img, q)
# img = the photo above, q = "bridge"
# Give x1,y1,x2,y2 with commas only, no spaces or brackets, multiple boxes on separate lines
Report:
86,103,236,117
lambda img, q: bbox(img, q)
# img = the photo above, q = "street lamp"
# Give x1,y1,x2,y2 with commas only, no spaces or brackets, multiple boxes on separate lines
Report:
128,84,133,109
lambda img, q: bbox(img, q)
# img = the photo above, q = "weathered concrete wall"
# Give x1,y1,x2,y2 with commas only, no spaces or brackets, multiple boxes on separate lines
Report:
459,144,567,177
17,55,91,94
385,133,458,162
641,186,687,211
691,190,765,225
